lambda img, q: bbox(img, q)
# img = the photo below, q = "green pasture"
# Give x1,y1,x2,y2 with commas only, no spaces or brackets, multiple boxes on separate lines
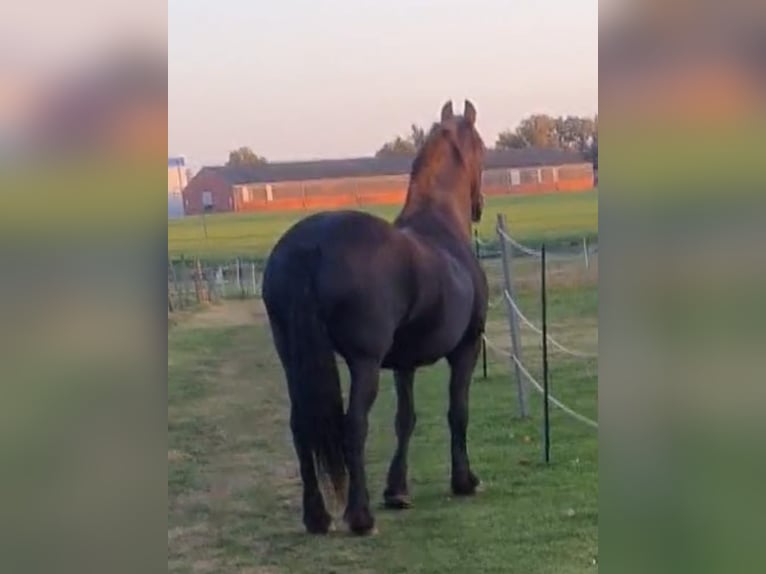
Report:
168,190,598,261
168,254,598,573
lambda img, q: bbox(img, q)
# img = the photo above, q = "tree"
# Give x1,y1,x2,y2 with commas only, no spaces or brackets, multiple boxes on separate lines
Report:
586,133,598,167
410,124,427,149
494,114,559,149
375,124,428,158
567,116,596,152
555,116,580,150
495,113,598,152
582,114,597,164
515,114,559,148
495,130,527,149
375,137,416,158
226,146,267,167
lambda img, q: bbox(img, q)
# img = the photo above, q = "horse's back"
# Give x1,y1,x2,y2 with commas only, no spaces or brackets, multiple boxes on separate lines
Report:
263,210,413,354
263,209,487,368
269,210,393,252
265,210,407,291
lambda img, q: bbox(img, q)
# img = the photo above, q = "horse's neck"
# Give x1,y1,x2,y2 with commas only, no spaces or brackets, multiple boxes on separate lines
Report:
395,185,471,243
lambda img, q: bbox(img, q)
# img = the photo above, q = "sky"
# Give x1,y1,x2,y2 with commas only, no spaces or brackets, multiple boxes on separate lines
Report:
169,0,597,169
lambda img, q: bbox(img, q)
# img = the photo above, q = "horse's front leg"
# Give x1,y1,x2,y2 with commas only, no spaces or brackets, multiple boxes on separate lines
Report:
446,337,481,495
343,359,380,535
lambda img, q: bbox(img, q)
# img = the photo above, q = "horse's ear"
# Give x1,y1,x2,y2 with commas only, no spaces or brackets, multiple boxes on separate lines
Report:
464,100,477,125
441,101,454,122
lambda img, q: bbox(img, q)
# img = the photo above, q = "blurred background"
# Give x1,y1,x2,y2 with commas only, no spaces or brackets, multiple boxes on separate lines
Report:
600,1,766,573
1,0,765,572
0,3,166,574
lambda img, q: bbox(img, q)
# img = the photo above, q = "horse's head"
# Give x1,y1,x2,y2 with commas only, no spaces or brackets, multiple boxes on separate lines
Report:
401,100,486,235
437,100,486,223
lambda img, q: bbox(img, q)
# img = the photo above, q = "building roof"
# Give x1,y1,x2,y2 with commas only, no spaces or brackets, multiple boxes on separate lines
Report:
200,147,588,186
485,148,587,169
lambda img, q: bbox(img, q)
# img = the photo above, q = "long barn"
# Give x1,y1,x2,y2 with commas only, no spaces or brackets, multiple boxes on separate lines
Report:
181,148,593,216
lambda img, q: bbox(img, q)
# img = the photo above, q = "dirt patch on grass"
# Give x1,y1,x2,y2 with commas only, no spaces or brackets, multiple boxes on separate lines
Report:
169,309,301,573
171,299,267,331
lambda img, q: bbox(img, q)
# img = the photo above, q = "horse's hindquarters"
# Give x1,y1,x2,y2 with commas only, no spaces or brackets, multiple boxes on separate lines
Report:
265,210,409,364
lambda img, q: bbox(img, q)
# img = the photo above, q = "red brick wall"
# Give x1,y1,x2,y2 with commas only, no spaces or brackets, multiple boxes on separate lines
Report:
182,170,234,215
183,163,595,216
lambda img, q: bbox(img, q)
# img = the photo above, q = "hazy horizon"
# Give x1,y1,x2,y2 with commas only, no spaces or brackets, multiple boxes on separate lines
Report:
169,0,597,170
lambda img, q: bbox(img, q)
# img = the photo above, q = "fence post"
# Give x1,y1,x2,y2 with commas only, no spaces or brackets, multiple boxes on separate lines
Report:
474,228,488,380
497,214,528,418
167,260,175,312
206,264,217,303
541,244,550,464
179,254,188,308
235,258,243,298
215,266,224,300
583,237,590,270
251,262,257,297
193,258,200,304
169,259,180,310
194,258,209,304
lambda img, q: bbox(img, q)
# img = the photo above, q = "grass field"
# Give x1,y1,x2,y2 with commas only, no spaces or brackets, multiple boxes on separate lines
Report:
168,190,598,261
168,253,598,573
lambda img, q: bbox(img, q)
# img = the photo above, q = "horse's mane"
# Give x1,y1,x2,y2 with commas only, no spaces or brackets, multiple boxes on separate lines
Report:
409,124,465,188
396,101,484,234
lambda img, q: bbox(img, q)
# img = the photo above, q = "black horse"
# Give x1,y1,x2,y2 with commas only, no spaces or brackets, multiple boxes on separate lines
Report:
262,100,488,536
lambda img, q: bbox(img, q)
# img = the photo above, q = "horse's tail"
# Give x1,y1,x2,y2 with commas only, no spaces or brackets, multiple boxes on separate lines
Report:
282,248,347,502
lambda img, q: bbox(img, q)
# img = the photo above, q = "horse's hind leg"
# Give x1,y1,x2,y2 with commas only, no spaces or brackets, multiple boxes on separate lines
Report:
343,359,380,535
384,369,416,509
270,317,332,534
447,338,482,496
290,412,333,534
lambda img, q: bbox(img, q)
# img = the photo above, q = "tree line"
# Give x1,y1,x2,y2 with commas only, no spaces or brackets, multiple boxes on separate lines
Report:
223,113,598,167
225,146,268,168
375,113,598,162
495,114,597,153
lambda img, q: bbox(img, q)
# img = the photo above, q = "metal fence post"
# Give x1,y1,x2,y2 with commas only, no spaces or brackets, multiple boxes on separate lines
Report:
474,228,488,380
215,266,224,300
541,244,550,463
583,237,590,270
235,258,243,298
169,259,180,310
179,254,188,308
194,258,209,304
205,263,217,303
497,214,528,418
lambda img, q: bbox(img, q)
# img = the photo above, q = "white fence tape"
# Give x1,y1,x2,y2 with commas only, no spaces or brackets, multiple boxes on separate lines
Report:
503,291,598,359
495,228,598,262
497,228,543,257
482,336,598,430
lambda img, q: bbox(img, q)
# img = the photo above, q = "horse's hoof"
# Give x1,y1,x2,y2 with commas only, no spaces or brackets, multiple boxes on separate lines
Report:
345,508,376,536
383,492,412,509
304,510,333,534
451,472,480,496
